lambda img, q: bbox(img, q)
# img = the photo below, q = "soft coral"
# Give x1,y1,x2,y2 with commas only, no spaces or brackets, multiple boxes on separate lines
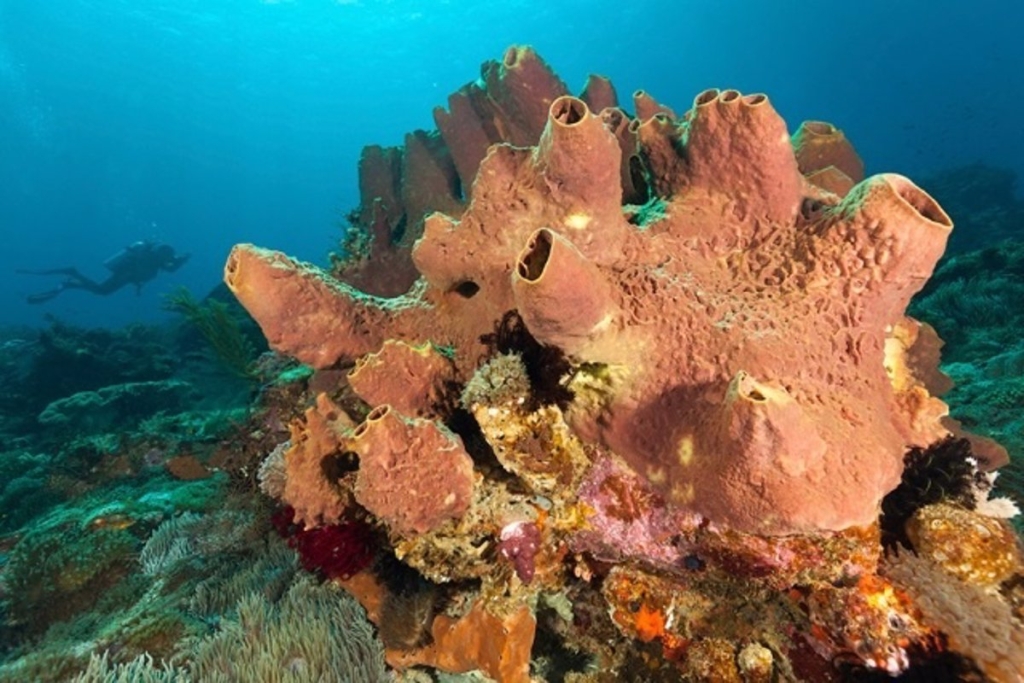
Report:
272,505,376,580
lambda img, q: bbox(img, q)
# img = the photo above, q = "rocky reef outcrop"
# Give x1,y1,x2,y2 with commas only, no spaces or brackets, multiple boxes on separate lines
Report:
228,47,1023,682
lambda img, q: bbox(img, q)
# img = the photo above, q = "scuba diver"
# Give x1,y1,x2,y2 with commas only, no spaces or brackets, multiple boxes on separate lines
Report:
19,240,191,304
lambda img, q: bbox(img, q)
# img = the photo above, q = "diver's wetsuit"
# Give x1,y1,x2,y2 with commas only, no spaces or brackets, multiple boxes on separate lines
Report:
20,241,190,304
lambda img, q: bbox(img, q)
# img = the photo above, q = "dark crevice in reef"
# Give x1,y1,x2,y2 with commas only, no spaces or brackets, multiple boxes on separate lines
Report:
837,635,986,682
444,404,514,481
479,310,574,410
389,214,408,245
373,551,445,651
429,373,514,481
529,606,595,682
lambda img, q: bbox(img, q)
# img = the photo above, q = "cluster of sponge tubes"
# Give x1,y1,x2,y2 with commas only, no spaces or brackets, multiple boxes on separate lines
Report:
229,46,1021,682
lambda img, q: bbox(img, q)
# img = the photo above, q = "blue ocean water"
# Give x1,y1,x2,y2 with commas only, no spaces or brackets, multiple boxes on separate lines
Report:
1,0,1021,328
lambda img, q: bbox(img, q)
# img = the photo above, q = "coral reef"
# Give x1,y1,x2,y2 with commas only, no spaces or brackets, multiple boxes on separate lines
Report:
909,239,1024,516
4,46,1023,683
911,240,1024,361
883,549,1024,682
37,379,193,435
229,98,953,534
0,449,61,534
0,315,292,681
62,570,387,683
880,437,992,551
222,46,1023,681
0,321,178,438
71,652,190,683
0,473,227,660
331,46,568,298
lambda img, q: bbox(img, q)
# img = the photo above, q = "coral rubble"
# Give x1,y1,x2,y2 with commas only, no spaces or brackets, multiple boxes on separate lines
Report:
225,47,1023,681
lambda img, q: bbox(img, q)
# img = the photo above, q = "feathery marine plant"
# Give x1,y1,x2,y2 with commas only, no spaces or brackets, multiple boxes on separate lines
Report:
164,288,259,381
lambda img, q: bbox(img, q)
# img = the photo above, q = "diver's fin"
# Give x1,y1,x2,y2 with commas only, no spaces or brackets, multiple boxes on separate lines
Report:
25,288,63,304
16,267,76,277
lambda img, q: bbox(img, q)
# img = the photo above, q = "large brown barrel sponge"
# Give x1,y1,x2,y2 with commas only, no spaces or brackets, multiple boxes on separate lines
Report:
225,244,398,368
534,95,623,213
683,88,805,225
792,120,866,185
347,340,455,418
580,73,618,113
226,67,980,536
512,228,619,358
351,404,474,537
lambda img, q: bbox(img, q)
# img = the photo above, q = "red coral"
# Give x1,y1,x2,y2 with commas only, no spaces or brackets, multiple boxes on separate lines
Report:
272,506,376,580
